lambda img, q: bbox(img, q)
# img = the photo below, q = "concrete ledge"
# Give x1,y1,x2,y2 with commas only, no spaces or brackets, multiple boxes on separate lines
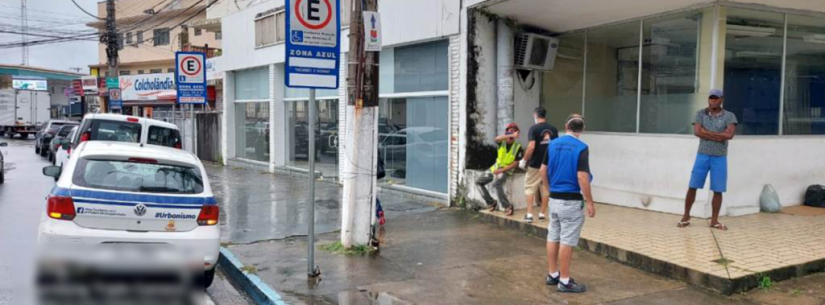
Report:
218,247,290,305
477,211,825,295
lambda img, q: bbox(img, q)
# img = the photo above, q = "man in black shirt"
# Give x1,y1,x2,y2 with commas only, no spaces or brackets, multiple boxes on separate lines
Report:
521,107,559,223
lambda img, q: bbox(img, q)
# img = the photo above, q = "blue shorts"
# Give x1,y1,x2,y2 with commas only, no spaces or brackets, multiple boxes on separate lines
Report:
689,153,728,193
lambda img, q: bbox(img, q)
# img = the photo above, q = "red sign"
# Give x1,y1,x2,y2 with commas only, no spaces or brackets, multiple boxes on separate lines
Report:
72,79,84,97
98,77,107,96
295,0,333,30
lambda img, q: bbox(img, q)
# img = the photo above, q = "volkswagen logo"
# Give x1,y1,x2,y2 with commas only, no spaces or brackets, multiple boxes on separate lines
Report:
133,204,147,217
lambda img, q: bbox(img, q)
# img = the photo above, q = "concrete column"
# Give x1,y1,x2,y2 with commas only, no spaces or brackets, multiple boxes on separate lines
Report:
496,19,515,135
222,70,236,163
271,64,287,168
475,12,498,143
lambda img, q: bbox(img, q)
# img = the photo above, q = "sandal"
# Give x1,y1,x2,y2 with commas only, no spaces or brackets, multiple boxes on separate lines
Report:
488,204,498,212
710,223,728,231
505,207,514,216
676,221,690,228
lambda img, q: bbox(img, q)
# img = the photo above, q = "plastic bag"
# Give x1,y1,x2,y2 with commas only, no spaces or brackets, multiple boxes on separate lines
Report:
760,184,782,213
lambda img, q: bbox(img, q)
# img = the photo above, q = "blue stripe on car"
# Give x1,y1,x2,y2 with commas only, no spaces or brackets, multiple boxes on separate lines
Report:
50,187,216,206
73,199,203,209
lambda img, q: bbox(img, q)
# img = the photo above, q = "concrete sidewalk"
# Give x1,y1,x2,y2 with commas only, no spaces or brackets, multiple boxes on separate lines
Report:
207,165,825,305
479,203,825,295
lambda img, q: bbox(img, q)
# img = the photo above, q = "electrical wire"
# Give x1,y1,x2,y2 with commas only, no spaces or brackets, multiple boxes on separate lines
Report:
71,0,105,20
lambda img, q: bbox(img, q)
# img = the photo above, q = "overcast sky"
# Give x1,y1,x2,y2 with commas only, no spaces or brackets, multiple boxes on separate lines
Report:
0,0,99,73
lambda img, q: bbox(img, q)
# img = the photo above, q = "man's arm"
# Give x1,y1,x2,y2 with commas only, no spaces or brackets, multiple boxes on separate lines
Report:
694,124,727,142
578,172,595,217
540,164,549,188
523,140,536,163
494,131,519,143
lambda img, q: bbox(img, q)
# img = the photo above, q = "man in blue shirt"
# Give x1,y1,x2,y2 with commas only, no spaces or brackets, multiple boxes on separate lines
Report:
540,114,595,293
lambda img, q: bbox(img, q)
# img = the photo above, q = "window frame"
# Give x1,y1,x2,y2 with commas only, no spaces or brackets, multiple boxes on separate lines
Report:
153,28,170,46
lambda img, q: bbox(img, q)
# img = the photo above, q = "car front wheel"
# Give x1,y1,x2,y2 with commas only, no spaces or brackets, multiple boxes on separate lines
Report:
204,268,215,289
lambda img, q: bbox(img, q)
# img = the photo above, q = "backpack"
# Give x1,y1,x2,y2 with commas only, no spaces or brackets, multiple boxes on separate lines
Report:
804,185,825,208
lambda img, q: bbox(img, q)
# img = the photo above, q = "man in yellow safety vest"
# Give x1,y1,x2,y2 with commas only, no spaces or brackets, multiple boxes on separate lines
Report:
476,123,524,216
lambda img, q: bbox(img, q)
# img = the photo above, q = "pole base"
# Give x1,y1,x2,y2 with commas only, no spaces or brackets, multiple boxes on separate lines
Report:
308,266,321,278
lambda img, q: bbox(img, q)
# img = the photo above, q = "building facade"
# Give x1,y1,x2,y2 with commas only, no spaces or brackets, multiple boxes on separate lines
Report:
218,0,825,216
87,0,222,116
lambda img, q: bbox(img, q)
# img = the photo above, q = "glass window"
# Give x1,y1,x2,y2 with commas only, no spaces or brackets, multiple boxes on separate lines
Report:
138,70,145,74
126,32,133,44
783,14,825,135
585,21,641,132
723,8,784,135
153,28,170,46
120,70,131,75
216,31,222,40
286,100,339,178
149,69,162,73
378,97,448,193
276,11,286,43
73,159,203,194
542,32,585,129
255,15,276,47
235,103,270,162
639,11,702,134
234,67,269,100
88,120,142,143
137,31,143,44
147,126,182,148
194,28,202,36
394,40,449,93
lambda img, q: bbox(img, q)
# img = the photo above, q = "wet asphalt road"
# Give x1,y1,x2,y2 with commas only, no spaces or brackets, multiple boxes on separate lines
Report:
0,137,251,305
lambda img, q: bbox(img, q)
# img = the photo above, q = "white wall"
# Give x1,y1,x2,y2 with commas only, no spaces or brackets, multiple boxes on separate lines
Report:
580,133,825,217
379,0,460,47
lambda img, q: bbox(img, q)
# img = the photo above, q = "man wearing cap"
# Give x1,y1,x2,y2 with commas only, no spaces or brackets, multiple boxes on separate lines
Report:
476,123,523,216
678,89,738,231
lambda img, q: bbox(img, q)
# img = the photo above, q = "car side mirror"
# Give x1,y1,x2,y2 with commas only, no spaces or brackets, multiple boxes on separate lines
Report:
61,140,70,150
43,166,61,178
0,142,7,147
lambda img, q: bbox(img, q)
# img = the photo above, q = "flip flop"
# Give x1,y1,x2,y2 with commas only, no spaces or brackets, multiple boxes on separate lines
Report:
710,223,728,231
676,221,690,228
505,207,514,216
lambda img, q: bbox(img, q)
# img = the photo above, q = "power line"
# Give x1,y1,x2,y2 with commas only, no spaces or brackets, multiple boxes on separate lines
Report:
0,4,94,20
71,0,104,20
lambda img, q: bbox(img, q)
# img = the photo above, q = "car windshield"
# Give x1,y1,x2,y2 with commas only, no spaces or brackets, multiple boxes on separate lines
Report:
147,126,181,148
90,120,142,143
57,125,77,137
73,159,204,194
48,123,67,132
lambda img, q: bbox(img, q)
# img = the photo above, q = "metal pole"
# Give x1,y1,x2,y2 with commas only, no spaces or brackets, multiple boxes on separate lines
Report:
308,89,319,277
190,104,195,152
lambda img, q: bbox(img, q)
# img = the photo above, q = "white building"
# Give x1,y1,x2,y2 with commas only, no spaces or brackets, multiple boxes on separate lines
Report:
219,0,825,217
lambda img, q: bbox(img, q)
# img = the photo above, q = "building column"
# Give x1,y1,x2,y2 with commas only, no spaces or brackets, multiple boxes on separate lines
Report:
496,19,515,135
270,64,286,170
475,11,498,144
222,70,236,164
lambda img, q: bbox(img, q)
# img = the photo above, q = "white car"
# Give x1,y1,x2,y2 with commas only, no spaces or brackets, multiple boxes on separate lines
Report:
39,141,219,287
54,126,78,169
69,113,183,150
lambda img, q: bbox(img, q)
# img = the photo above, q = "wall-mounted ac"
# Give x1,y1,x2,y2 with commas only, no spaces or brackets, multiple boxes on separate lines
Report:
514,33,559,71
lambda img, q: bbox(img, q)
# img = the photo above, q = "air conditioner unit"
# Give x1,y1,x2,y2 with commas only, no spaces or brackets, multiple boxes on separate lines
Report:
514,33,559,71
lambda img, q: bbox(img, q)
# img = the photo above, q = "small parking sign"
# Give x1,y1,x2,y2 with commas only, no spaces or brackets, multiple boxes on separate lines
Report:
175,52,207,104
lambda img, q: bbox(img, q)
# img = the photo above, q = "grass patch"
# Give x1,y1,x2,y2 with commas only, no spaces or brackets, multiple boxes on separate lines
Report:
240,265,257,274
712,258,734,266
318,241,375,256
758,274,773,291
220,241,233,247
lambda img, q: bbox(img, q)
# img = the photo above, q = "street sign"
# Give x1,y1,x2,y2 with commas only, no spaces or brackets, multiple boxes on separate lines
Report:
285,0,340,89
363,11,382,52
106,77,119,89
108,88,122,109
175,51,207,104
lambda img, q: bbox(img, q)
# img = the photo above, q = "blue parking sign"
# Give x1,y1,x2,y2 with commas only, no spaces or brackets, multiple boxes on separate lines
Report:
285,0,340,89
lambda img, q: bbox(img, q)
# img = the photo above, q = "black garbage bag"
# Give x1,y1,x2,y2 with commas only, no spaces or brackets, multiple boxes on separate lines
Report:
804,185,825,208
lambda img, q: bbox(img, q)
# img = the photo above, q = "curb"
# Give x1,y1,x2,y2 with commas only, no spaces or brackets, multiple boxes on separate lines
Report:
218,247,290,305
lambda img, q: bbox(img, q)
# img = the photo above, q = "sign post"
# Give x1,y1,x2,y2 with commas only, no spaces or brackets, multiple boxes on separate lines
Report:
286,0,340,278
108,88,122,111
175,51,207,152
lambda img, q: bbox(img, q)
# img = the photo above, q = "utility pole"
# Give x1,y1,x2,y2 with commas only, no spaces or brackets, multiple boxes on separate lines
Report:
20,0,28,66
341,0,379,248
105,0,118,113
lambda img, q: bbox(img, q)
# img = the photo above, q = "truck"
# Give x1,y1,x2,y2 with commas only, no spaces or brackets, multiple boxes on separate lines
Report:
0,89,51,139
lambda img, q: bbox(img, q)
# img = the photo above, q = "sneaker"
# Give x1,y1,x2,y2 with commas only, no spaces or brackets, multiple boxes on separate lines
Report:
539,213,546,220
557,278,587,293
523,214,534,223
545,274,559,286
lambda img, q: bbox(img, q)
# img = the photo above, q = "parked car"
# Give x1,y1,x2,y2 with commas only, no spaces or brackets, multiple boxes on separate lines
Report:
0,141,7,184
35,120,77,157
48,125,78,164
39,141,219,287
69,114,181,150
53,126,78,169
